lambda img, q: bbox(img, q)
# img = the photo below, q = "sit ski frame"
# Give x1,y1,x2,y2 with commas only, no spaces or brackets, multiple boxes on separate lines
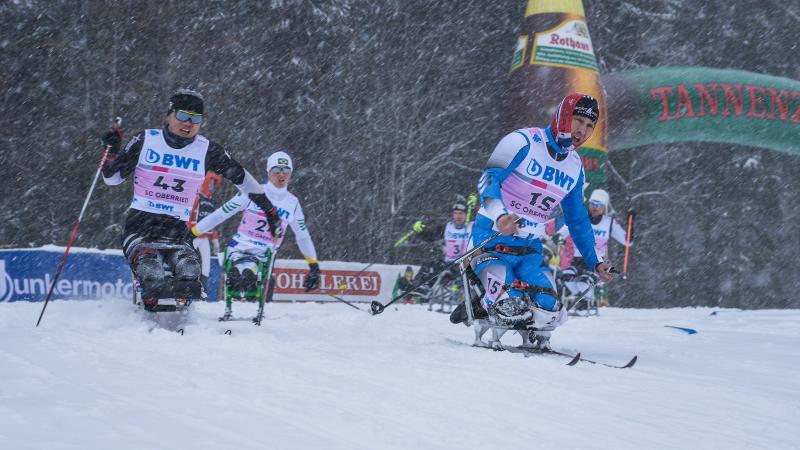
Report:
458,256,637,369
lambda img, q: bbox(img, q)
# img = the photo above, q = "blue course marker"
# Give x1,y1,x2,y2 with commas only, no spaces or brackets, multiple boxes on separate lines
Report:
664,325,698,335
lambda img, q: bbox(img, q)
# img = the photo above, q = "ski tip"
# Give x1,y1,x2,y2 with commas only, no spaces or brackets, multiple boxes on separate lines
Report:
567,352,581,366
621,355,638,369
224,329,232,335
177,328,184,335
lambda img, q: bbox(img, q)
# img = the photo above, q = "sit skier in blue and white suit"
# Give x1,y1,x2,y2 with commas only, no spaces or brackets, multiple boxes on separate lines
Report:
456,92,615,350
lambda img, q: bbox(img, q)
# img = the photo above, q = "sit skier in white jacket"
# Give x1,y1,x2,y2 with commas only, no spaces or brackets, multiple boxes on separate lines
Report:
556,188,631,306
193,152,320,318
557,189,630,270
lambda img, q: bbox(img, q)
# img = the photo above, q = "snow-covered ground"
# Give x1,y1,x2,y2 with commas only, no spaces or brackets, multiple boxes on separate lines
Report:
1,300,798,450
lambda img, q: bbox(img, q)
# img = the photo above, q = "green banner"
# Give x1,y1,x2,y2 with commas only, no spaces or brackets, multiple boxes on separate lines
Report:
576,146,607,188
601,67,800,155
533,46,598,71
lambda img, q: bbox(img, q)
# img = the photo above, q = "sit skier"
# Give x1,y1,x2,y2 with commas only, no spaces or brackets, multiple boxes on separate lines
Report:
556,188,632,309
452,92,615,350
408,195,477,286
102,89,281,311
193,151,321,321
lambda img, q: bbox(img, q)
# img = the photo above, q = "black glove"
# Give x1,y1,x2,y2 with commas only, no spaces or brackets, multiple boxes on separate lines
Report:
101,129,122,154
304,263,321,292
196,195,215,221
265,207,283,239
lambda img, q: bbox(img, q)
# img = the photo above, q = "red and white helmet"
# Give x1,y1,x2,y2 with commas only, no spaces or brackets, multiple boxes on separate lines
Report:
550,92,600,153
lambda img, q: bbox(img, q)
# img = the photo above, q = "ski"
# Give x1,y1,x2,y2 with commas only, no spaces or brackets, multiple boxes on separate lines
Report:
470,342,637,368
544,349,638,369
502,346,581,365
219,314,285,323
151,328,234,336
219,316,263,325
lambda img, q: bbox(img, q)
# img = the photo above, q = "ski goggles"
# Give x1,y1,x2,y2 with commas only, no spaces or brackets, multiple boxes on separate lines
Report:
174,109,203,124
589,200,607,207
269,166,292,174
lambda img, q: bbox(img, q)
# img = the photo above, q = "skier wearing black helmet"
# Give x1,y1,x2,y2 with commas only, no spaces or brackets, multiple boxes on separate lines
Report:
101,89,282,310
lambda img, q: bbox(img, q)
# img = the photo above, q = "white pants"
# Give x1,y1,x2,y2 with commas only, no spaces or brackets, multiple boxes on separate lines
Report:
228,246,275,274
565,279,595,300
193,237,211,277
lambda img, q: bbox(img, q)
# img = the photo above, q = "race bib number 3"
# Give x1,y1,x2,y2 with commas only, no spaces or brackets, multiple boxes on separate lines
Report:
445,239,467,261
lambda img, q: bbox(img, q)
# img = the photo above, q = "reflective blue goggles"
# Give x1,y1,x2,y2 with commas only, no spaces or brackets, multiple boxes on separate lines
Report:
175,109,203,124
589,201,607,207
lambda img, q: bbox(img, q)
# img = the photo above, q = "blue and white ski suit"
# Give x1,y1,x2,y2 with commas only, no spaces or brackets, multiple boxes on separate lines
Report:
473,126,599,320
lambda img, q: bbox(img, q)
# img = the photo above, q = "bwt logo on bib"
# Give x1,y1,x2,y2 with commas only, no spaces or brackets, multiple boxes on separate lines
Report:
145,148,200,171
526,158,576,190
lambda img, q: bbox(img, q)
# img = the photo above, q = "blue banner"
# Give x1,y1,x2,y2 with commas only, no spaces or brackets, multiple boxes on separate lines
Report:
0,248,221,302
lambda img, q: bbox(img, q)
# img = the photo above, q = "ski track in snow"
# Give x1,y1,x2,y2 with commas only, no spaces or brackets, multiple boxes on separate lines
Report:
1,301,798,450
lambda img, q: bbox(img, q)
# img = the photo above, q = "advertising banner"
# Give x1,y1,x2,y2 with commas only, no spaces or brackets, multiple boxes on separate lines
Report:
0,247,407,304
602,67,800,154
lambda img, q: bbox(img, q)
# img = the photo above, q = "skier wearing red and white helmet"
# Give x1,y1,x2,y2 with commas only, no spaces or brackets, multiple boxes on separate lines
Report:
451,92,615,350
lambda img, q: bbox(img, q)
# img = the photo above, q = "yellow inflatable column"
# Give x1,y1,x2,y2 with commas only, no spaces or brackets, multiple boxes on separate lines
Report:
507,0,607,189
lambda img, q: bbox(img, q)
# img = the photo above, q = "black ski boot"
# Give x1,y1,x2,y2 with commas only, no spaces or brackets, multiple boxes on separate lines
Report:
449,303,467,324
449,292,487,324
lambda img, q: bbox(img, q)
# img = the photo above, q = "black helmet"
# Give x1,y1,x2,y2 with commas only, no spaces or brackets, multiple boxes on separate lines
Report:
168,88,204,115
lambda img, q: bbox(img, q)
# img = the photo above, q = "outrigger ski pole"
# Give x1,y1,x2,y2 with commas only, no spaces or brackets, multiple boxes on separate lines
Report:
321,290,367,312
345,221,424,284
37,145,112,327
622,210,635,280
253,248,278,326
370,230,502,315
